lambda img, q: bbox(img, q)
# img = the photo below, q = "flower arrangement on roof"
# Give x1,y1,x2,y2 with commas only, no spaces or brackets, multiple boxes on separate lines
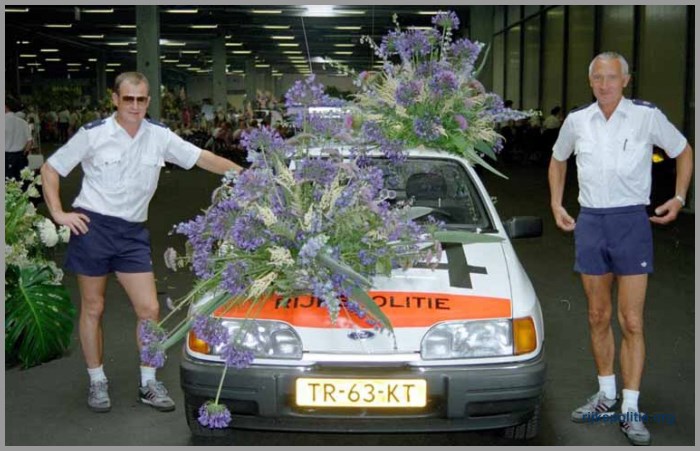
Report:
350,11,535,176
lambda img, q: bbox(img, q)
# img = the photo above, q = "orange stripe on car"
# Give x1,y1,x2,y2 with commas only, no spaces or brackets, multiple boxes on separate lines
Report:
213,292,511,328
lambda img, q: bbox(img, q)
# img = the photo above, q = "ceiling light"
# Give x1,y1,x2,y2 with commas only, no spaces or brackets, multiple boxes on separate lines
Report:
187,67,201,71
106,68,115,72
255,64,270,68
271,36,295,40
334,26,361,30
251,9,282,14
40,49,60,53
190,25,218,29
230,70,244,73
305,5,335,17
45,24,73,28
27,62,42,66
163,59,179,63
277,43,299,47
88,58,97,62
181,50,201,54
272,73,283,77
333,44,354,47
407,26,433,31
225,42,243,47
67,63,82,66
263,25,290,30
37,68,46,72
165,8,198,14
107,63,121,66
16,41,30,44
336,10,365,15
232,50,252,54
418,11,440,15
282,51,302,55
68,68,81,72
83,8,114,13
128,50,137,53
334,51,353,55
160,40,187,46
19,54,37,58
107,42,131,46
45,58,62,62
79,35,105,39
176,64,191,67
6,7,29,12
117,24,136,28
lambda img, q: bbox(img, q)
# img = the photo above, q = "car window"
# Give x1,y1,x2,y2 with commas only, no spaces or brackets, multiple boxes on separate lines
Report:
370,157,494,231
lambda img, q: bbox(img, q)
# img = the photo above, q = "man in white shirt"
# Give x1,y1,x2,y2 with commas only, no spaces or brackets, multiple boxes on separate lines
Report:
5,97,33,180
41,72,243,415
548,52,693,446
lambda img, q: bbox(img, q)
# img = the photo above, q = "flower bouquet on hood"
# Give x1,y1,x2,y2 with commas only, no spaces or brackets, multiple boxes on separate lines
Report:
352,11,535,177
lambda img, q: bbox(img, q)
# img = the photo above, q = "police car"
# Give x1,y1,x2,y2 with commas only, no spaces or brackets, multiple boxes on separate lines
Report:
180,148,545,439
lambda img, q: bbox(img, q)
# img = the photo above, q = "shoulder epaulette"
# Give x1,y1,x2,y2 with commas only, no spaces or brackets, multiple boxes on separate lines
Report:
568,102,594,114
146,118,169,128
82,118,106,130
631,99,657,109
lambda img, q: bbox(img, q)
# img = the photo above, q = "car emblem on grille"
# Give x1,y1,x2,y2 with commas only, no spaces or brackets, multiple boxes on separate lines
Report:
348,330,375,340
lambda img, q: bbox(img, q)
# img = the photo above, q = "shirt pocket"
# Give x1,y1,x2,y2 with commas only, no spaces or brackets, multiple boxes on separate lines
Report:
138,152,166,193
573,140,597,184
616,137,649,180
93,152,124,190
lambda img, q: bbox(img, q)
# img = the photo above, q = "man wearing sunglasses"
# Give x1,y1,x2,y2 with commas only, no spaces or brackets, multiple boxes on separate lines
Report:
40,71,243,414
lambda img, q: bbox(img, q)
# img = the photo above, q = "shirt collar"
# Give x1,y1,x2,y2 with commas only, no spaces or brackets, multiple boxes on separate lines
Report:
591,96,630,121
108,112,149,139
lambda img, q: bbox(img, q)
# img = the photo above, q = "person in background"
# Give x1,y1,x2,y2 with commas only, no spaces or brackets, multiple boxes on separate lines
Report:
40,71,243,415
5,96,33,180
548,52,693,446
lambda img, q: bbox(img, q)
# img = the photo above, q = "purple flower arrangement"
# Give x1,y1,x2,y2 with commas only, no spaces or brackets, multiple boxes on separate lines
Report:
355,11,535,176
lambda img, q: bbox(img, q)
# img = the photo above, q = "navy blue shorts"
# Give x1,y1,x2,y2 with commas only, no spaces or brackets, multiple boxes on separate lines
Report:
574,205,653,275
64,208,153,276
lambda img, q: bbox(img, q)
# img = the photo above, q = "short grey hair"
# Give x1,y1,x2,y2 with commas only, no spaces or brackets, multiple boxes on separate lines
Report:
589,52,629,76
113,71,150,95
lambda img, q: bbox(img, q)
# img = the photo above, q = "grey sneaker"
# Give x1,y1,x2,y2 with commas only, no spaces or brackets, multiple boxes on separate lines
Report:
620,410,651,446
571,391,618,423
88,380,111,413
138,380,175,412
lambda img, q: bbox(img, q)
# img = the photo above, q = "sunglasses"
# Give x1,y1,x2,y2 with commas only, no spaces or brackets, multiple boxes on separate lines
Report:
120,95,149,106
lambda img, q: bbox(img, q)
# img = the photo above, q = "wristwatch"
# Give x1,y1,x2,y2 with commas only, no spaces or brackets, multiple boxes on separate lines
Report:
674,194,686,207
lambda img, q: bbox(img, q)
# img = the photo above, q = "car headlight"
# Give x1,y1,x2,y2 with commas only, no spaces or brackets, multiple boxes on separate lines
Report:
421,319,513,359
189,319,303,360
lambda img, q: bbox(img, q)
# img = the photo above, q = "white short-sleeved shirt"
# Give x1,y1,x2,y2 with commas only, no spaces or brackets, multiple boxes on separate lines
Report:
552,98,687,208
47,113,203,222
5,112,32,153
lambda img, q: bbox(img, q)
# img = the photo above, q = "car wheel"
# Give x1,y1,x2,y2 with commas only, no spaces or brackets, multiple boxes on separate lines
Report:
501,402,540,440
185,396,233,438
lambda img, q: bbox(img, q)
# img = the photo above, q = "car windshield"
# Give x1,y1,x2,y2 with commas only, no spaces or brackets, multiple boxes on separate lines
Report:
370,157,494,231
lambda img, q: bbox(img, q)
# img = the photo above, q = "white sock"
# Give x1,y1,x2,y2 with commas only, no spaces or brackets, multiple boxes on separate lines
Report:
87,365,107,384
598,374,616,400
621,389,640,413
140,366,157,387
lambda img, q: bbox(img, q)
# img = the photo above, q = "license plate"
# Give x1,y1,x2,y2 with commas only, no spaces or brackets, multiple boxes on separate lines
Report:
295,378,427,408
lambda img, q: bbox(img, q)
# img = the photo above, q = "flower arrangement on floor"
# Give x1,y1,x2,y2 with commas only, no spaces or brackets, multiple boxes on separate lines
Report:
141,10,523,429
5,168,75,368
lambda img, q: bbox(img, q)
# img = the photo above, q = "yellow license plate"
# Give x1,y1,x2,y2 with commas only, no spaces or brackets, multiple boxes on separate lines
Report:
296,378,427,408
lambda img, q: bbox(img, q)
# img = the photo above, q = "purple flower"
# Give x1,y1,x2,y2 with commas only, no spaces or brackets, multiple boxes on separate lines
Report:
428,70,458,97
451,38,482,70
454,114,468,130
413,116,442,141
294,158,339,186
140,342,166,368
192,315,229,348
432,11,460,30
221,345,255,369
138,320,166,346
198,401,232,429
229,211,267,251
299,235,329,265
220,260,250,297
492,138,505,154
395,80,422,108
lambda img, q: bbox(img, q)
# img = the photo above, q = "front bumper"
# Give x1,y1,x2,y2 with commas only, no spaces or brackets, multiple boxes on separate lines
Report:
180,348,546,433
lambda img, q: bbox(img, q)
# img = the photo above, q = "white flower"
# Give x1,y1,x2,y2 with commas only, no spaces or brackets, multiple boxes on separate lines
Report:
163,247,178,271
302,206,315,232
256,205,278,227
27,185,40,198
268,246,294,268
248,272,278,299
25,202,36,217
58,225,71,243
20,167,34,181
37,218,59,247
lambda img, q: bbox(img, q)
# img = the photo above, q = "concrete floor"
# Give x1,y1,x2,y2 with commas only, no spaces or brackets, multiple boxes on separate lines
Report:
5,156,695,446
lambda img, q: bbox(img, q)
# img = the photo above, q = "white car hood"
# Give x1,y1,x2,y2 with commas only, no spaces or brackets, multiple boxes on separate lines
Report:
215,241,512,355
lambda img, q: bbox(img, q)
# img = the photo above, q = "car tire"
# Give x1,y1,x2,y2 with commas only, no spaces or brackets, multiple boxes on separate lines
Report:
185,396,232,438
501,402,541,440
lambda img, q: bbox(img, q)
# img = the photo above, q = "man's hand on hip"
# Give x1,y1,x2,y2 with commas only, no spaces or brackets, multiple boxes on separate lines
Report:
54,211,91,235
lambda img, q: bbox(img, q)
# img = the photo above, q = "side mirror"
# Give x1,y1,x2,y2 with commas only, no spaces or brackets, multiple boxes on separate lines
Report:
503,216,543,239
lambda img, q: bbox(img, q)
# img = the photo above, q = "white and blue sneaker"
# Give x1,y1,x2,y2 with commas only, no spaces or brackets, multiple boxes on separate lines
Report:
571,391,619,423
